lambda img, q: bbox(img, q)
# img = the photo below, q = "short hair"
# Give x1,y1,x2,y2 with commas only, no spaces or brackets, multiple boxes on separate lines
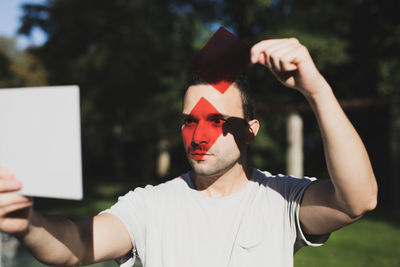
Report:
186,73,256,121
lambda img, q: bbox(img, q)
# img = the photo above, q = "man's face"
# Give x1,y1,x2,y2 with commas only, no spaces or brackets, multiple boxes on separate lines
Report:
181,84,249,177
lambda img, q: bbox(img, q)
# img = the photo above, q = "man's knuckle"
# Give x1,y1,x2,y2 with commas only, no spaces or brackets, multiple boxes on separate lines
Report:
281,54,291,62
252,40,267,52
299,44,307,50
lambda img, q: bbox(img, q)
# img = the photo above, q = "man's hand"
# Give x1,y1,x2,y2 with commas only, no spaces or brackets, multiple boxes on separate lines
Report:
250,38,327,97
0,167,33,236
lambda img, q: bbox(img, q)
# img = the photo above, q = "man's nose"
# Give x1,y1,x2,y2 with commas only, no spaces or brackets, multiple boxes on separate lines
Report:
191,121,209,146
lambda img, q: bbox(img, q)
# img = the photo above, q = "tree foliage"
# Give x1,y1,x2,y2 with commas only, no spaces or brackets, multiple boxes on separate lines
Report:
17,0,399,194
0,36,47,88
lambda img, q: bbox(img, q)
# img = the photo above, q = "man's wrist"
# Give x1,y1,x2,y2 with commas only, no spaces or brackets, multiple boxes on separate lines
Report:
15,210,37,241
302,76,333,103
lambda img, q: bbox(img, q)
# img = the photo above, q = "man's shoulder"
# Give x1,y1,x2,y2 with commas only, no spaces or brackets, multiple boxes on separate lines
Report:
251,168,316,191
130,172,191,195
152,174,190,191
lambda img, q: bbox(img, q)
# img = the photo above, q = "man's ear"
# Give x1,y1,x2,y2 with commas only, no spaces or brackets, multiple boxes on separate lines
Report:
246,119,260,144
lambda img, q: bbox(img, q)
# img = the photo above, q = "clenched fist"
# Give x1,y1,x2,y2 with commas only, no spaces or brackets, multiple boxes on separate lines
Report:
250,38,329,97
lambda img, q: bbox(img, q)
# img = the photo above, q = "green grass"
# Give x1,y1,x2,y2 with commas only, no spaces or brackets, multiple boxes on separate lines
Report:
295,211,400,267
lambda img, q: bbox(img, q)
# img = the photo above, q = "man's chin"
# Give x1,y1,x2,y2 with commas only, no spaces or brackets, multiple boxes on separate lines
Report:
190,162,227,177
186,154,229,177
189,161,212,175
188,158,207,169
192,168,218,177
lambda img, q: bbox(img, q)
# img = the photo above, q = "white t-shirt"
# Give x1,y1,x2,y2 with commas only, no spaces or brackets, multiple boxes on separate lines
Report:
103,169,329,267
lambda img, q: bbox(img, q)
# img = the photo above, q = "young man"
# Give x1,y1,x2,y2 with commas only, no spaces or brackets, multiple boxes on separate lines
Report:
0,38,377,267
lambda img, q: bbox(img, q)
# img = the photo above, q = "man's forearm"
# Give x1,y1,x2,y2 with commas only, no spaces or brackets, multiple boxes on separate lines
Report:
17,211,93,266
305,81,378,217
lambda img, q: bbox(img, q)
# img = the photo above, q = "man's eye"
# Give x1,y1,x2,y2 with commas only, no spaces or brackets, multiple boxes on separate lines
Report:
212,118,225,126
183,118,196,126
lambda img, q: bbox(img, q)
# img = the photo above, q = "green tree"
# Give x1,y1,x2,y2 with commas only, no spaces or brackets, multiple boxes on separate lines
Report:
0,36,47,88
19,0,219,183
18,0,399,208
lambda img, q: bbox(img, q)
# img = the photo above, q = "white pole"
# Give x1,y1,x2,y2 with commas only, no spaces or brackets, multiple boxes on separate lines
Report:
157,139,170,177
287,112,303,177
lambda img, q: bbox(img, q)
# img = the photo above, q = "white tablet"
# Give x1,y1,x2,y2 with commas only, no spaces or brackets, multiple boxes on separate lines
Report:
0,85,83,200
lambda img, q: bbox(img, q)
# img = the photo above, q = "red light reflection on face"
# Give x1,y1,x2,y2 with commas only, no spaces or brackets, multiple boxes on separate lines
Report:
182,97,224,159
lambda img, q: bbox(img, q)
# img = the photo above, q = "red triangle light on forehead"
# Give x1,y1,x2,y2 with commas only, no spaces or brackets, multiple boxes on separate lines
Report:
190,26,250,94
189,97,221,119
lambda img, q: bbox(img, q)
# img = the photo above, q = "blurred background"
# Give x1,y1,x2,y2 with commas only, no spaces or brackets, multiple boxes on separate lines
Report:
0,0,399,266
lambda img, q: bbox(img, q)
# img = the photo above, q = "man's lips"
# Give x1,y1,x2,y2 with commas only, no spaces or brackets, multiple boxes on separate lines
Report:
189,150,213,159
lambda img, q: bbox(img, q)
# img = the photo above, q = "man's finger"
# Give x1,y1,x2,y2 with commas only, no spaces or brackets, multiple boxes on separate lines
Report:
257,53,266,65
279,52,299,72
279,60,298,72
0,199,32,217
0,167,15,180
267,43,299,71
0,179,22,192
251,38,300,64
250,39,281,63
274,43,311,73
0,192,30,208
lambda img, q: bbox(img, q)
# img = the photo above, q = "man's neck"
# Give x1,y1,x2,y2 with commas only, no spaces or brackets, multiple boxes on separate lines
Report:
191,164,252,197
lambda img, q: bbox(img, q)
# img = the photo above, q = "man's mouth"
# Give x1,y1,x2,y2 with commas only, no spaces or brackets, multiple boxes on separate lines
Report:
189,150,212,160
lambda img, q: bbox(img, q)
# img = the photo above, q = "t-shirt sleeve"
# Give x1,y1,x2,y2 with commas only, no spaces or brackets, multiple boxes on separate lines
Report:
100,186,152,266
286,176,330,252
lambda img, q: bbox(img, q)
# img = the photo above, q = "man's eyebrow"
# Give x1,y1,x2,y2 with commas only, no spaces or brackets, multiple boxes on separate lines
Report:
181,114,195,121
181,113,231,119
207,113,230,120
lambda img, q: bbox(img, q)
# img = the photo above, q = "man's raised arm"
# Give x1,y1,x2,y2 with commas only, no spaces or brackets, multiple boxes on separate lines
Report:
0,167,132,266
250,38,378,235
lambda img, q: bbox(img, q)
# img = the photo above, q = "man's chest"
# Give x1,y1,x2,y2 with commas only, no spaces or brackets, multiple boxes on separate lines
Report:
141,191,295,267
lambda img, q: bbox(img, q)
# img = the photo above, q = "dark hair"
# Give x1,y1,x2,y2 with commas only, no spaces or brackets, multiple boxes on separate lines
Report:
186,73,256,121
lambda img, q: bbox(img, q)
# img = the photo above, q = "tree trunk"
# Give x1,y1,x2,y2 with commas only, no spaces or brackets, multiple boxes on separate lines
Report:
286,112,303,177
